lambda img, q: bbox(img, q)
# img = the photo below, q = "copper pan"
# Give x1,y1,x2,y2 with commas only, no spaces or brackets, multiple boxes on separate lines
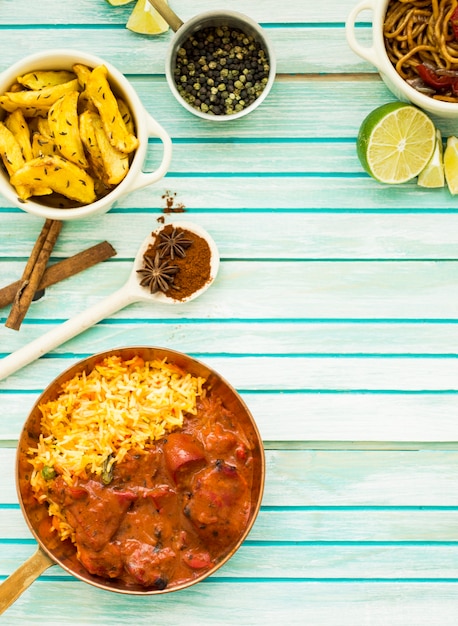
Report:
0,346,265,614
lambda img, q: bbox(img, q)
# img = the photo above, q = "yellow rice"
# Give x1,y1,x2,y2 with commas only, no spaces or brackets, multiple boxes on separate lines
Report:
28,354,206,496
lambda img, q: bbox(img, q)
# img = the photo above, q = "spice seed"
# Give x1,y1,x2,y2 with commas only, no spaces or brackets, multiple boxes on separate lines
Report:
173,24,270,116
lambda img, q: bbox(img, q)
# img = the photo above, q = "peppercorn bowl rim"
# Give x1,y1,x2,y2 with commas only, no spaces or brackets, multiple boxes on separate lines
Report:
165,10,276,121
346,0,458,119
14,346,265,597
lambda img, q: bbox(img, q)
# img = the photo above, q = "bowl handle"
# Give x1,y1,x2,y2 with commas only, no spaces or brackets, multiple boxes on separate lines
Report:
127,113,173,193
345,0,381,69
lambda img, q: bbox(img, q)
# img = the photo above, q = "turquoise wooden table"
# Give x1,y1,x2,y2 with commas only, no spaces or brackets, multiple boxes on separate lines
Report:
2,0,458,624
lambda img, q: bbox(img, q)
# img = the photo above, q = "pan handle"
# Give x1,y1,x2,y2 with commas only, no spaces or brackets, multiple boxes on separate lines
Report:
0,547,54,615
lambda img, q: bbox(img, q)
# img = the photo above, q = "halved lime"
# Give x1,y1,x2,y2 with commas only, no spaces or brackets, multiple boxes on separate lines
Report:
126,0,169,34
444,136,458,195
418,129,445,188
357,102,436,184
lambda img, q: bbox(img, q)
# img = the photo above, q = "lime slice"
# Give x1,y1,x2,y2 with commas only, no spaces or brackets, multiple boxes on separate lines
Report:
357,102,436,184
444,135,458,194
126,0,169,34
418,129,445,188
106,0,135,5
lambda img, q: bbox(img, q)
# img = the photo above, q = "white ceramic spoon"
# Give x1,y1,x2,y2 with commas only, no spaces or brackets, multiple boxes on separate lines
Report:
0,221,219,382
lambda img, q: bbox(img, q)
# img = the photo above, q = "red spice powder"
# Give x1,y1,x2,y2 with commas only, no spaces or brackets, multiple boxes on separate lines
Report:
162,191,186,213
144,225,211,301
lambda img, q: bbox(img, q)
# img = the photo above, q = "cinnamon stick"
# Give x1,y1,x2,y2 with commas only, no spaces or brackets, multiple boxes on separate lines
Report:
0,241,116,310
5,219,63,331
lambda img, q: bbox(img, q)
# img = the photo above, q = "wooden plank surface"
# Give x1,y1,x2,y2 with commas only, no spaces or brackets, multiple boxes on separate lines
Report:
1,0,458,623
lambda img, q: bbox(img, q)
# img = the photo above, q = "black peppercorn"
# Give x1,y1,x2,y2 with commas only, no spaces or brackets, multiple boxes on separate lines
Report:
173,23,270,116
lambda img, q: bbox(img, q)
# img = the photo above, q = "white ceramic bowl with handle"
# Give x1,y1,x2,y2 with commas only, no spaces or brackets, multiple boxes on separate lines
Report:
346,0,458,118
0,49,173,220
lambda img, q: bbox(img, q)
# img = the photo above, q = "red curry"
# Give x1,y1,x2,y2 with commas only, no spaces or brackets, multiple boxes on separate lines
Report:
38,393,254,590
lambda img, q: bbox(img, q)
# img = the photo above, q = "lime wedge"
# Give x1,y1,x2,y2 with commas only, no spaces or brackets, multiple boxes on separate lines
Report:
444,135,458,194
357,102,436,184
126,0,169,34
106,0,135,5
418,129,445,188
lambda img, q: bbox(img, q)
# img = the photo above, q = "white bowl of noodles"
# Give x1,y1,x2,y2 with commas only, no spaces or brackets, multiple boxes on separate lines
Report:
346,0,458,118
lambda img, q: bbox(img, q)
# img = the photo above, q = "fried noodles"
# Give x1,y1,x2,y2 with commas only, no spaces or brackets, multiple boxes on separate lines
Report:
384,0,458,101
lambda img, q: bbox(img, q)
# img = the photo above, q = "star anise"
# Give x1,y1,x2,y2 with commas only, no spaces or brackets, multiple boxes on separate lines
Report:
137,252,179,294
158,228,193,260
